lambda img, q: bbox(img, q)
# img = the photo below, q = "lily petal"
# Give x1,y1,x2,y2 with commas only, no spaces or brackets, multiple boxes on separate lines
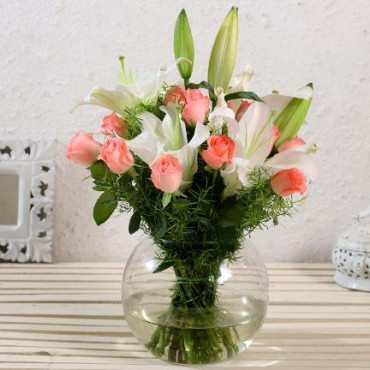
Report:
71,86,132,115
118,60,182,101
232,157,252,187
161,103,187,151
238,101,273,165
118,74,159,101
263,84,313,116
166,122,209,189
188,122,210,148
219,101,273,198
263,150,318,182
126,112,163,164
169,146,196,188
208,89,235,121
220,162,242,198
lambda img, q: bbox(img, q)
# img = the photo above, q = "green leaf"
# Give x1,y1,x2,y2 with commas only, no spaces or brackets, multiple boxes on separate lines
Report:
162,193,172,209
93,185,109,191
155,214,167,240
216,196,243,228
225,91,264,103
215,196,243,253
216,226,239,251
89,161,107,181
128,210,141,234
187,81,216,101
93,191,117,226
208,7,239,91
153,260,173,274
174,9,194,80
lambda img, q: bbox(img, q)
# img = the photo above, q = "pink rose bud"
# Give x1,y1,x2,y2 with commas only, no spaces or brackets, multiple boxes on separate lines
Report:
267,124,281,155
99,137,134,174
151,155,182,193
201,135,235,169
164,86,186,105
271,168,307,197
278,137,306,152
65,131,101,167
101,112,127,137
182,89,210,125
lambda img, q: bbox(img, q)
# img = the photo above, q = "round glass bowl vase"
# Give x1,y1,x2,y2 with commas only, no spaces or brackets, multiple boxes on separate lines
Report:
122,238,269,365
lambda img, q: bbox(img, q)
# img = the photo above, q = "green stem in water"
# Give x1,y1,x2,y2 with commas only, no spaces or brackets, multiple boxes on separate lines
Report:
145,259,240,364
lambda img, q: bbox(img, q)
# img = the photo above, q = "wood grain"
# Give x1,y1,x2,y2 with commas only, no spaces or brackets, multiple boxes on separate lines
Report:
0,263,369,369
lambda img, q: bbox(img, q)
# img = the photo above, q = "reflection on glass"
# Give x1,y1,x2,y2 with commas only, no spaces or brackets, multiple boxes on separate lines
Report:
0,173,19,225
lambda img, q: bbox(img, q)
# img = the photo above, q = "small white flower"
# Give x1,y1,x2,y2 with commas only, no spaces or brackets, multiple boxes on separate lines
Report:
207,88,237,135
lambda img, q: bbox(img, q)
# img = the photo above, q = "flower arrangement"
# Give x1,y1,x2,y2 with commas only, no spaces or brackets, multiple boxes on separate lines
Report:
66,7,317,364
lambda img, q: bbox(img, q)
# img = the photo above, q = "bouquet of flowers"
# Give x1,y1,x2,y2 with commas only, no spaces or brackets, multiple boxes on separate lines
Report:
66,7,317,364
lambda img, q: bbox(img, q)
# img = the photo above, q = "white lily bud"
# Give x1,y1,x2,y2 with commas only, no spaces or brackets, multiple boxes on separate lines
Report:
208,7,239,92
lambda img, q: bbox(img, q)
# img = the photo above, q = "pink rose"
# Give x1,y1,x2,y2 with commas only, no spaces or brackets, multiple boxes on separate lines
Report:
101,112,126,137
278,137,306,152
267,124,281,155
151,155,182,193
65,131,101,167
99,137,134,174
201,135,235,169
271,168,307,197
164,86,186,105
182,89,210,125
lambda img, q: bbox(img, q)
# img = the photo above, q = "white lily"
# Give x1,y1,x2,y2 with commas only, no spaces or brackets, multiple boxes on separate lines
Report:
221,101,274,196
221,100,317,198
263,84,313,115
263,84,313,146
71,58,181,115
167,123,209,188
263,149,318,183
71,85,134,116
127,105,209,189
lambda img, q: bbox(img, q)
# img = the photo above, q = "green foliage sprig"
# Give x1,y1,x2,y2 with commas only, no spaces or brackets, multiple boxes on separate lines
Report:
122,99,162,140
90,152,299,268
237,168,298,235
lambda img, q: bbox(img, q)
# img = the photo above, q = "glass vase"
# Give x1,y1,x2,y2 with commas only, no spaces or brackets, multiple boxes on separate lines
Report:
122,237,269,365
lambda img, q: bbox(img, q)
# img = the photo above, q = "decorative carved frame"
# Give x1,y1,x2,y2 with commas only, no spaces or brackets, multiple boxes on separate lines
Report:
0,140,55,262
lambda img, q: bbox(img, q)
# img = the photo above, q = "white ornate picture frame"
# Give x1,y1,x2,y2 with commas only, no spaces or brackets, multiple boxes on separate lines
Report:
0,140,55,262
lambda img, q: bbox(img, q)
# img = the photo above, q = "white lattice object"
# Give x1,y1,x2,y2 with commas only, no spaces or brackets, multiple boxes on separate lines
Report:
0,139,55,263
332,207,370,291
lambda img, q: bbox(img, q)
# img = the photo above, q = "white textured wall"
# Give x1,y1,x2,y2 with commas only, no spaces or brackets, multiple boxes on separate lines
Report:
1,0,369,262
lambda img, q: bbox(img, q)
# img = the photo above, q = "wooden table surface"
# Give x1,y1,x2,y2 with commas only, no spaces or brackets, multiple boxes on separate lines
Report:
0,263,369,369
